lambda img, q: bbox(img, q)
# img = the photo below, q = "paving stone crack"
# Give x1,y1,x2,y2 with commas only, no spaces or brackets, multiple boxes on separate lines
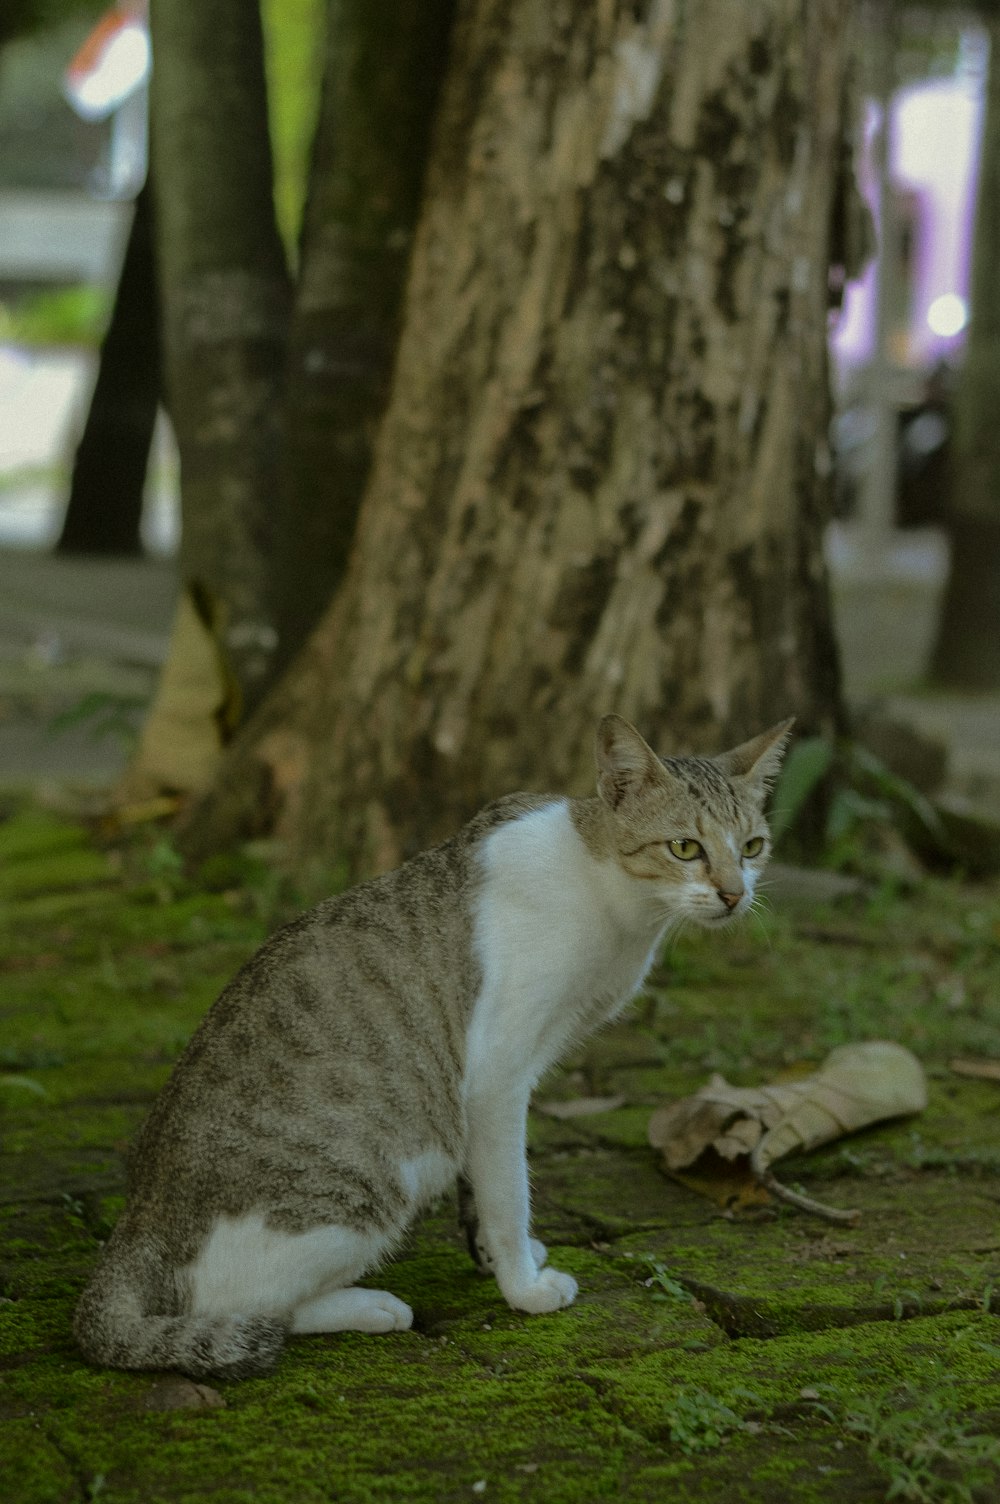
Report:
38,1420,92,1504
673,1274,1000,1339
546,1202,675,1245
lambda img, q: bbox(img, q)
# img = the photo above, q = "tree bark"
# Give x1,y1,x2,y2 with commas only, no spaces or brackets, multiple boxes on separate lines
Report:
149,0,291,715
273,0,456,671
931,20,1000,689
58,176,159,558
186,0,847,878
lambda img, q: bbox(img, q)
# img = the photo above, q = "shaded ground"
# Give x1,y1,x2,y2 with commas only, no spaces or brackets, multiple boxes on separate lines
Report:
2,807,999,1503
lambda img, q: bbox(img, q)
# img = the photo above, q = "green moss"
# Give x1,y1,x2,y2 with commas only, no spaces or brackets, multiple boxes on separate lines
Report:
0,809,93,861
592,1310,1000,1427
0,810,116,901
3,805,1000,1501
0,1421,80,1504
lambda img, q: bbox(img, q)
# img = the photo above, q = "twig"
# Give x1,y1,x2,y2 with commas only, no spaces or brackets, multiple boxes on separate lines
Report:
752,1160,862,1226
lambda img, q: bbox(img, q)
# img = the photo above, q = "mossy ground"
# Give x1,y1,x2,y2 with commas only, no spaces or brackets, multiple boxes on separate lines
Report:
2,805,999,1503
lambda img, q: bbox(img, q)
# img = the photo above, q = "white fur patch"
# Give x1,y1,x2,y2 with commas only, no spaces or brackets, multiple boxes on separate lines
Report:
187,1154,454,1321
460,801,679,1318
398,1149,457,1209
465,801,667,1096
188,1212,386,1318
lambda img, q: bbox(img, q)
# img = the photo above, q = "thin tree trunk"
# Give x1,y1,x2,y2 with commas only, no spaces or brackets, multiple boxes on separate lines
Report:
58,176,159,558
931,20,1000,689
149,0,291,715
273,0,456,670
186,0,847,877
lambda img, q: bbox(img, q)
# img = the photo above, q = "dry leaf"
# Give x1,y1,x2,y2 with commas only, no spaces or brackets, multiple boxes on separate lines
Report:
535,1094,627,1119
949,1057,1000,1083
649,1041,927,1224
108,796,183,828
667,1150,774,1214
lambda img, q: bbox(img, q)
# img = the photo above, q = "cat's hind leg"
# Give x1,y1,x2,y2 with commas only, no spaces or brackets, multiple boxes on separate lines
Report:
290,1287,412,1335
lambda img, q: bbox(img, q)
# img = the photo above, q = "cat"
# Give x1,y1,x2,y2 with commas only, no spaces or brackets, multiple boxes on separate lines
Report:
74,713,791,1380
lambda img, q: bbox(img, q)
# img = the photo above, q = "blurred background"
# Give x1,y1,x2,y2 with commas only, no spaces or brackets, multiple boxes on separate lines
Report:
0,0,997,836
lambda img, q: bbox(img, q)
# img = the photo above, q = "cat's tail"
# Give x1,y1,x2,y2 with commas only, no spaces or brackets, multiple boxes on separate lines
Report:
74,1236,289,1381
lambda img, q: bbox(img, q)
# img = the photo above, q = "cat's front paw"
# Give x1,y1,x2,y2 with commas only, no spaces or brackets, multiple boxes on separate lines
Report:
470,1236,548,1278
504,1265,578,1315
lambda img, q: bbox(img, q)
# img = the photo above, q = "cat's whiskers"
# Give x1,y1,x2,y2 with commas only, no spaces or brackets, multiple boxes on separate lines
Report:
746,898,774,949
656,916,691,964
653,906,692,938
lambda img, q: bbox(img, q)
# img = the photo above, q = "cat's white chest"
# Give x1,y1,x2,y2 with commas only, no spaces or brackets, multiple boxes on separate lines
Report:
465,802,662,1092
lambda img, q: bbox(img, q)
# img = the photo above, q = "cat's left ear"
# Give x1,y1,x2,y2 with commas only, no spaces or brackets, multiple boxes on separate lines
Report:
715,718,795,792
596,715,663,809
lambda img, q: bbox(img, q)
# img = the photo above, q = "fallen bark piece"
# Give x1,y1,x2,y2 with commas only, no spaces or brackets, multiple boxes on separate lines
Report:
648,1041,927,1225
144,1377,226,1411
118,587,230,803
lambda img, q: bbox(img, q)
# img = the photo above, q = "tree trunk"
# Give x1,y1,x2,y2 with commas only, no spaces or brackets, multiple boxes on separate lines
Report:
185,0,847,878
931,20,1000,690
58,176,159,558
149,0,291,716
273,0,456,671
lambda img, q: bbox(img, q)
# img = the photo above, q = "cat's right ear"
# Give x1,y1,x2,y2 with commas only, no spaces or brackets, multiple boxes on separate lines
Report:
596,715,661,809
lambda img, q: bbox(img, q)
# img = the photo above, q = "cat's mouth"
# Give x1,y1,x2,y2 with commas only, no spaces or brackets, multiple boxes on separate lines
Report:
705,904,743,926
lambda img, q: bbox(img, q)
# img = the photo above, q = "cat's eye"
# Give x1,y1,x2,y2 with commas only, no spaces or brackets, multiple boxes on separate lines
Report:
667,838,703,861
742,836,765,859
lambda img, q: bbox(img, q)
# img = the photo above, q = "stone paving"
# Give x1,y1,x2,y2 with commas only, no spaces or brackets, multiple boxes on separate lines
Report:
2,806,999,1503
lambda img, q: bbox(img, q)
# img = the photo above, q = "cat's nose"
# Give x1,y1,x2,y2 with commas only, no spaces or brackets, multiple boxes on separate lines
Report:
717,889,743,911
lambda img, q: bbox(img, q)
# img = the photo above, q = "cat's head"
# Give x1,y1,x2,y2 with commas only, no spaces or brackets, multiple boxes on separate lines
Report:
594,714,793,927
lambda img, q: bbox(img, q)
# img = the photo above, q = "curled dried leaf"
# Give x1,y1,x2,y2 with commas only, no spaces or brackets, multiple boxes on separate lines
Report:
751,1041,928,1173
649,1041,927,1224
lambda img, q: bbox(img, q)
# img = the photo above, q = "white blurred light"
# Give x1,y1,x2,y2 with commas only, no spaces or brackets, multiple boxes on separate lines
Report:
64,24,150,122
926,293,968,338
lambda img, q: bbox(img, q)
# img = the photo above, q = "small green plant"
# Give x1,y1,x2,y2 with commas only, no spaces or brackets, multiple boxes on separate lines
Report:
48,692,147,754
770,736,965,873
661,1387,741,1454
870,1275,924,1320
136,836,191,904
0,1073,47,1099
844,1381,1000,1503
770,736,835,847
639,1257,693,1304
0,1046,65,1071
61,1191,92,1241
